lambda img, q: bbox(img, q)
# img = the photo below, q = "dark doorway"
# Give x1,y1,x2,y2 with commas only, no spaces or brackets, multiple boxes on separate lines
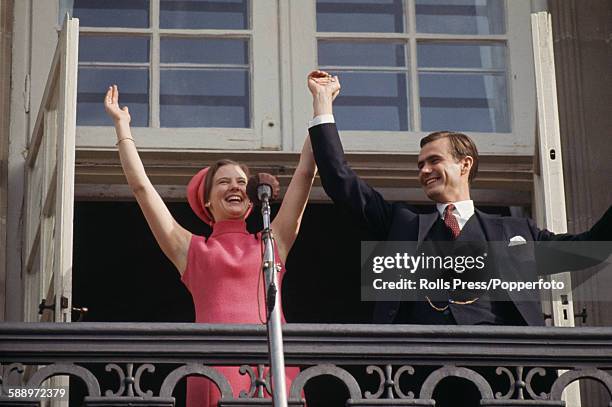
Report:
72,201,384,324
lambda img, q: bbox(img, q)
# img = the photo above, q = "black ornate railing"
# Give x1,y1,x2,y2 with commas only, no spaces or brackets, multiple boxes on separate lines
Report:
1,323,612,406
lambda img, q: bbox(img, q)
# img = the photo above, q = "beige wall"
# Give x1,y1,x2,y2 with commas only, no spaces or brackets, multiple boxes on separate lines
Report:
552,0,612,232
0,0,14,322
550,0,612,325
550,0,612,405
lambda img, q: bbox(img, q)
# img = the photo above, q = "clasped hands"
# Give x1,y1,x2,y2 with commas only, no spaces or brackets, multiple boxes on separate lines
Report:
307,70,341,100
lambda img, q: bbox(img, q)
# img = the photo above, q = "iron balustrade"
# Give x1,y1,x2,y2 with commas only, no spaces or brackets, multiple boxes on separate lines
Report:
1,323,612,406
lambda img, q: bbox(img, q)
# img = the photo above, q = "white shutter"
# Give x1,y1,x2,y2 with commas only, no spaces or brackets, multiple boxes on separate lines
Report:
23,16,79,324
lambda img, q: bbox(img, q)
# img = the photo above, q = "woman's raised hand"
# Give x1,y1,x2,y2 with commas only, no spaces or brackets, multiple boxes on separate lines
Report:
104,85,131,124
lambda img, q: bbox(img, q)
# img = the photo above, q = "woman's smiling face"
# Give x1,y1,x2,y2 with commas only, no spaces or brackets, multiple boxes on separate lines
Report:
206,164,251,222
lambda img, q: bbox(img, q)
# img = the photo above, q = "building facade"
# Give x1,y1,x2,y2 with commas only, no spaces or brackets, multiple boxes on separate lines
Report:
1,0,611,405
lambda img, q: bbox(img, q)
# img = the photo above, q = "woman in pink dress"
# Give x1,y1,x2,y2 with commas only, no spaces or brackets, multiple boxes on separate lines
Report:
104,79,338,406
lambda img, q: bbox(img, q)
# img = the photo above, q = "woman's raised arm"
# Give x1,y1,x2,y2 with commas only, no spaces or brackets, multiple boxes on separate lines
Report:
271,136,317,264
104,85,192,273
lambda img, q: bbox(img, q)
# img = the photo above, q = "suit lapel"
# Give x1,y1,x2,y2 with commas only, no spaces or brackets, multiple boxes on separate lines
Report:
476,209,504,241
476,209,516,282
418,212,439,245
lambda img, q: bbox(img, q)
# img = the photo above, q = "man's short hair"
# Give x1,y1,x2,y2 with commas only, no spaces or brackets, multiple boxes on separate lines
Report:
420,131,479,183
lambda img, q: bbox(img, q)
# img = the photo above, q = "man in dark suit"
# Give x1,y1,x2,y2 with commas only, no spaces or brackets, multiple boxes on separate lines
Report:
306,70,612,327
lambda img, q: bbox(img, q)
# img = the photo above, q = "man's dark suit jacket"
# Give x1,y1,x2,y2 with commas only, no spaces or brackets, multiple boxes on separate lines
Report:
309,122,612,326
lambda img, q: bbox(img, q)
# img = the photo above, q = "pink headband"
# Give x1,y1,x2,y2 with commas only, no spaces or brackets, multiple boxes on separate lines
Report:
187,166,253,225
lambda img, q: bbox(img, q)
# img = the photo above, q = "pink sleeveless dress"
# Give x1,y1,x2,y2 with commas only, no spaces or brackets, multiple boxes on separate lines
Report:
181,219,299,406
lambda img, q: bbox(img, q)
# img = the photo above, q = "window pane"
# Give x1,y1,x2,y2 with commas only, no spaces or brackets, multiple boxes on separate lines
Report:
319,41,406,67
418,42,506,69
419,73,509,132
161,38,248,65
416,0,505,34
160,69,250,128
72,0,149,28
79,36,150,63
77,68,149,127
317,0,405,33
160,0,249,29
332,72,409,131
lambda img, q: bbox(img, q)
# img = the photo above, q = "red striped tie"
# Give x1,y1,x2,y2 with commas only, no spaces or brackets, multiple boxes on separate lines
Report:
444,204,460,239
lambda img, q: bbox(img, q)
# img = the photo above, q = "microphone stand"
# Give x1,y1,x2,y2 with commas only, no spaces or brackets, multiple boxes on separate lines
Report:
259,188,288,407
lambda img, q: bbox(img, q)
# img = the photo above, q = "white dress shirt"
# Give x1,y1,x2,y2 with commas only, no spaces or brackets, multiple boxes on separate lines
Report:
436,200,475,231
308,114,335,129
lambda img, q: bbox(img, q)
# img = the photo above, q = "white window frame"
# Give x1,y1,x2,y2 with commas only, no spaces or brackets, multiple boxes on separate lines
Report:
75,0,281,151
287,0,536,155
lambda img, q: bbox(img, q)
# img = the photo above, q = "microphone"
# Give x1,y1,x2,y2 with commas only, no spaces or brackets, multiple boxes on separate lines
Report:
247,175,273,205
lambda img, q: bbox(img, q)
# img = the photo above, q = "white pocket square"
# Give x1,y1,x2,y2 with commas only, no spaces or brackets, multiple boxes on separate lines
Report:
508,235,527,246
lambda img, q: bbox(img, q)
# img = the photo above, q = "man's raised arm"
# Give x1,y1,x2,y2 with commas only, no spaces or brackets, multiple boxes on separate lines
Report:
307,71,392,239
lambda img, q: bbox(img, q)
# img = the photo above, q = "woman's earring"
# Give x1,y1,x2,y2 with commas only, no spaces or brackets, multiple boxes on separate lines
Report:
205,202,211,207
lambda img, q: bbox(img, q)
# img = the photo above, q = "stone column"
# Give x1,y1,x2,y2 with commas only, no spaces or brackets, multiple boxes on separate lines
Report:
549,0,612,404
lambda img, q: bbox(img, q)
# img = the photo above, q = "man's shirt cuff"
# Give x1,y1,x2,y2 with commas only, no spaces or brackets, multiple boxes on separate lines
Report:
308,114,335,129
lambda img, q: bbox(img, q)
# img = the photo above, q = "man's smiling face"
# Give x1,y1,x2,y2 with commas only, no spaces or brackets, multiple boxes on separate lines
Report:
417,137,471,203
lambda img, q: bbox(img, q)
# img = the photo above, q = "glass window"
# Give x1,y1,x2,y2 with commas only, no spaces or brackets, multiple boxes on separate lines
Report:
417,42,506,69
317,0,405,33
77,36,150,127
78,67,149,127
73,1,253,130
160,0,249,29
418,41,509,132
319,41,406,67
160,69,250,128
333,72,409,131
419,73,509,132
160,38,248,65
70,0,524,152
160,38,250,127
79,36,150,64
318,40,410,131
316,0,510,133
72,0,149,28
415,0,505,34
